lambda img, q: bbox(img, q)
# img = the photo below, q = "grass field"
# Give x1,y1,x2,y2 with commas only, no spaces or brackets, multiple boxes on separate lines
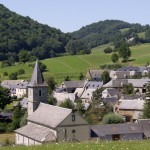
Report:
0,43,150,83
1,140,150,150
0,133,15,145
138,32,145,39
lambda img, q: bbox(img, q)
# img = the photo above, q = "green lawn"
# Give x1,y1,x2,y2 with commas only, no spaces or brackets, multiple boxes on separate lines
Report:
120,28,130,33
138,32,145,39
0,43,150,83
1,140,150,150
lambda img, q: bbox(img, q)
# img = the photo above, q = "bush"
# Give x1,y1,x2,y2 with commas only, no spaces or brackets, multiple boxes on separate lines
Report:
3,72,8,76
102,113,124,124
9,72,18,80
104,47,113,53
100,64,123,70
18,69,25,75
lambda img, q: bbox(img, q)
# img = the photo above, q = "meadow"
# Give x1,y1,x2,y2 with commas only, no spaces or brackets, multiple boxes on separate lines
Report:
1,140,150,150
0,43,150,83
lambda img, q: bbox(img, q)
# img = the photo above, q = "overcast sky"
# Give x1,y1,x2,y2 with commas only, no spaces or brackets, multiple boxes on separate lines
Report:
0,0,149,33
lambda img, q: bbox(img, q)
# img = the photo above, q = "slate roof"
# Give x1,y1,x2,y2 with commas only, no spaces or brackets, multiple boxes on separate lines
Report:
103,79,150,88
110,71,130,79
28,60,47,87
1,80,25,86
118,100,144,110
88,70,102,78
85,81,103,89
103,97,118,106
138,119,150,138
118,66,140,72
62,81,84,89
123,94,145,100
90,123,143,136
28,103,72,128
15,123,56,142
106,88,120,97
80,89,95,99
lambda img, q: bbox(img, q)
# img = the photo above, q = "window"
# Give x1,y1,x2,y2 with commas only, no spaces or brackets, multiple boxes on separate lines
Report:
72,129,76,133
39,90,41,96
72,114,75,122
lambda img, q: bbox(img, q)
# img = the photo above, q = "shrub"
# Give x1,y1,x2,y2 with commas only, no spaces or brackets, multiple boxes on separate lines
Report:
3,72,8,76
100,64,123,70
9,72,18,80
18,69,25,75
102,113,124,124
104,47,113,53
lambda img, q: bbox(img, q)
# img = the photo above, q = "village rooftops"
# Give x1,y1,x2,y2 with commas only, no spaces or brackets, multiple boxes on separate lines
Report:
103,79,150,88
27,103,72,128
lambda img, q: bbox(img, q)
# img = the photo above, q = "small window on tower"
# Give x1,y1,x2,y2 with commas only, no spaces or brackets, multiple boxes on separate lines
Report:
39,90,41,96
72,114,75,122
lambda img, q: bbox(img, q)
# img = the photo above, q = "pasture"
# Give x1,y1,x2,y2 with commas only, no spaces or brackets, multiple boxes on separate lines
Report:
0,43,150,83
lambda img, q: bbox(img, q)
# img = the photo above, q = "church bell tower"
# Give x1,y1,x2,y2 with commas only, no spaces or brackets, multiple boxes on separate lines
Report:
28,60,48,116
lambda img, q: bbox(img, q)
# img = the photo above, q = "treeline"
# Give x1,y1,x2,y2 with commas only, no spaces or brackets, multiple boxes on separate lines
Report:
70,20,150,50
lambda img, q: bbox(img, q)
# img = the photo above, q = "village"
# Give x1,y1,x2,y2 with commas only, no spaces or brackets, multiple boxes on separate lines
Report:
1,60,150,146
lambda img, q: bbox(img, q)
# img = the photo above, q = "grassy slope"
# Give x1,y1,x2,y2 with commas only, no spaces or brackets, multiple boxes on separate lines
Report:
0,43,150,83
1,140,150,150
0,133,15,144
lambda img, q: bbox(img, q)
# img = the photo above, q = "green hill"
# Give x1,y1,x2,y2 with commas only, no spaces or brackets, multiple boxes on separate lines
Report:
0,4,70,60
0,43,150,83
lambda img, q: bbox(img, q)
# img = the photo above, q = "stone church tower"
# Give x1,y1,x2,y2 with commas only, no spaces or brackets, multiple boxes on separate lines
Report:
28,60,48,116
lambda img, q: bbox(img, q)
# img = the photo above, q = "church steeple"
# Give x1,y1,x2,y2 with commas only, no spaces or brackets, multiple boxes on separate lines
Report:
28,60,48,116
28,60,47,87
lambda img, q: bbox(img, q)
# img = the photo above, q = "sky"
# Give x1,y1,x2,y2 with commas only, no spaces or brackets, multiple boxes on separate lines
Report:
0,0,150,33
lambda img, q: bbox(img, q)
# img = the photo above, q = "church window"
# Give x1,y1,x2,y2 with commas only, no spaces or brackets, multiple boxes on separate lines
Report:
39,90,41,96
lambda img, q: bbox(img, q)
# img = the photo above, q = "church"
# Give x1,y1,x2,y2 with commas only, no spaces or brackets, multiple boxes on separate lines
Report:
15,60,90,146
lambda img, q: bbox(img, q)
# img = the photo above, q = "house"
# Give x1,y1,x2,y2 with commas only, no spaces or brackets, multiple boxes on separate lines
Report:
110,71,130,79
102,88,120,99
90,123,143,141
15,60,89,146
114,100,144,122
103,79,150,93
1,80,28,98
53,92,76,105
59,81,85,93
86,70,102,81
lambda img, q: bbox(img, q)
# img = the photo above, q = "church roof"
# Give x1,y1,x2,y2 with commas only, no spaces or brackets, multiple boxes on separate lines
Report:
28,60,47,87
15,123,56,143
27,103,72,128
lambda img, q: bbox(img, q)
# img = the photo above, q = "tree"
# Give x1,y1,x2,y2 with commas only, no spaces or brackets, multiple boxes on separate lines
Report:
18,50,29,63
12,103,25,130
18,69,25,75
102,113,124,124
102,70,111,84
79,72,84,80
104,47,113,53
39,62,47,72
0,86,11,110
123,83,134,95
64,75,70,81
48,95,57,105
45,76,56,94
118,43,131,62
143,83,150,118
76,99,85,114
59,99,74,109
9,72,18,80
111,53,119,63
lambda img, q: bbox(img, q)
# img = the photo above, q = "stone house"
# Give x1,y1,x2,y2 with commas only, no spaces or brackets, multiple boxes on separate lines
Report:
90,123,143,141
15,60,89,146
86,70,102,81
